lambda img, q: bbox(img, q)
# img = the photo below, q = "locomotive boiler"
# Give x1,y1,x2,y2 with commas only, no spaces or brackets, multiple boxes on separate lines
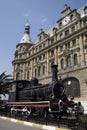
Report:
7,64,84,118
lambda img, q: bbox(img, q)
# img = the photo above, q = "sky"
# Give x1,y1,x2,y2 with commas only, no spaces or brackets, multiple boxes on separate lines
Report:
0,0,87,76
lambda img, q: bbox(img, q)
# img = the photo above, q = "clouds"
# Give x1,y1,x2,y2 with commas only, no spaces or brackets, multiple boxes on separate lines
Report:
41,17,47,23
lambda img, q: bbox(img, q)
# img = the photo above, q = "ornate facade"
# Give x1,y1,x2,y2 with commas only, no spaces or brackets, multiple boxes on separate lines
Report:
12,4,87,99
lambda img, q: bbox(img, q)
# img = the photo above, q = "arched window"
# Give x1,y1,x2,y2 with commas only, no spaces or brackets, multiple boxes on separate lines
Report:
27,71,29,80
50,61,55,72
16,72,20,80
35,68,37,77
66,42,70,49
59,22,62,28
60,33,63,39
43,65,45,75
84,6,87,14
74,54,78,65
17,64,20,71
61,58,64,69
66,55,71,67
38,66,41,76
70,14,74,21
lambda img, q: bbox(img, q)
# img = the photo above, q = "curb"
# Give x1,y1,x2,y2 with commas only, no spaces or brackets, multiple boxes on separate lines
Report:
0,116,70,130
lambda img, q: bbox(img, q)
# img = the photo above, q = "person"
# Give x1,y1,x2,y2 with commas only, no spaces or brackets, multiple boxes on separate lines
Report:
76,102,84,114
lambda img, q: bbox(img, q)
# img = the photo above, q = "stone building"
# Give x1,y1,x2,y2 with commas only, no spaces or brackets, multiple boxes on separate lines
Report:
12,4,87,99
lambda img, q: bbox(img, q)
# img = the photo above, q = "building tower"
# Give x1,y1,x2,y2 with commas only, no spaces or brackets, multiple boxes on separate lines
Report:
12,23,33,80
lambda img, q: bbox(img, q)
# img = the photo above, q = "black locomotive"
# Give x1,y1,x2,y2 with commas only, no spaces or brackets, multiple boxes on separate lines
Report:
7,64,84,118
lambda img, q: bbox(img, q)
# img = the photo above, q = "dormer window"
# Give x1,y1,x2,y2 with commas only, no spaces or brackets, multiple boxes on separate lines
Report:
70,14,74,21
83,20,87,26
84,6,87,14
59,22,62,28
38,28,48,41
53,27,57,34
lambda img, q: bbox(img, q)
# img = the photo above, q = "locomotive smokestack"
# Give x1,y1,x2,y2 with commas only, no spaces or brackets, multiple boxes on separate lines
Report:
51,64,58,81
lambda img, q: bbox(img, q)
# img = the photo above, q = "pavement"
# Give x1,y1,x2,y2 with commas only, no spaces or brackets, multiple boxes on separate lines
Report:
0,115,70,130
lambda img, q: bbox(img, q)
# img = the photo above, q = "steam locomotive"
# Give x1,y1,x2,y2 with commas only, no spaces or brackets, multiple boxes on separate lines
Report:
7,64,84,118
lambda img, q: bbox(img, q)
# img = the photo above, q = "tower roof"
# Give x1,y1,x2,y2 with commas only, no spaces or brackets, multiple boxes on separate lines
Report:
19,23,33,44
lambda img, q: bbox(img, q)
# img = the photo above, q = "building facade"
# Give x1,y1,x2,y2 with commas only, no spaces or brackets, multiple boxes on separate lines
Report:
12,4,87,99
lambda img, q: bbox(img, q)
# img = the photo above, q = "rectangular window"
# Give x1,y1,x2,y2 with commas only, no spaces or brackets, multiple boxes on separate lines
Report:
71,25,75,32
72,39,76,46
43,43,45,48
50,38,54,45
60,45,63,52
65,30,69,36
39,45,42,50
49,50,54,57
36,47,38,52
60,33,63,39
43,54,45,60
66,42,70,49
83,20,87,26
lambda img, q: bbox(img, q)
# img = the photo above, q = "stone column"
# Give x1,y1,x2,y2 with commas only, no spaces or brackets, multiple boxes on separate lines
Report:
76,21,81,30
71,53,74,66
13,65,16,80
54,34,57,43
46,51,49,75
54,46,58,65
23,63,26,80
57,46,60,69
31,60,33,78
79,34,85,65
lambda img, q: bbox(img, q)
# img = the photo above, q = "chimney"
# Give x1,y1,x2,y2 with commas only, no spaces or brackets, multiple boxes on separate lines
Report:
51,64,58,82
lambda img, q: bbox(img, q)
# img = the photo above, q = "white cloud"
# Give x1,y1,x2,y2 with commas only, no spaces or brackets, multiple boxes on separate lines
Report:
42,17,47,23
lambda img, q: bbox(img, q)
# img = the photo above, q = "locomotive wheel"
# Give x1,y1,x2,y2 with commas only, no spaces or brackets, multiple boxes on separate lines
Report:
22,111,28,117
22,107,31,117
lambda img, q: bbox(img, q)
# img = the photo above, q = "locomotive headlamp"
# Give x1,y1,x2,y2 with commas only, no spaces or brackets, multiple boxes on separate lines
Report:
51,95,55,100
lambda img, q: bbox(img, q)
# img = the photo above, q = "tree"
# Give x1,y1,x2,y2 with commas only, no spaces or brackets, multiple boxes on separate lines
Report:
0,72,12,96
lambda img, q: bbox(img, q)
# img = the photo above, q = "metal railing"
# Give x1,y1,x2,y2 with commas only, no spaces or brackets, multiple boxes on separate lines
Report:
0,108,87,130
